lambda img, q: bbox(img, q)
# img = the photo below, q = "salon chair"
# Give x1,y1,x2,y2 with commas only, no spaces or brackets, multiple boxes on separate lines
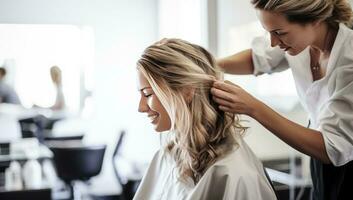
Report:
50,143,106,200
19,115,83,144
18,115,45,142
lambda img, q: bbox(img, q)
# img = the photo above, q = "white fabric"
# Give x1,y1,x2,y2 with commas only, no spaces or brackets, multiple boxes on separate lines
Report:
133,137,277,200
251,23,353,166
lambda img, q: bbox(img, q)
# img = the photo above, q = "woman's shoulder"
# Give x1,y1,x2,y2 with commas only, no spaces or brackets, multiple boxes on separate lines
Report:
192,141,276,199
141,149,171,174
149,148,173,165
204,140,265,181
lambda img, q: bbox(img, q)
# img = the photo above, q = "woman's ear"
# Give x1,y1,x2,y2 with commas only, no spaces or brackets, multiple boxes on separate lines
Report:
182,87,195,104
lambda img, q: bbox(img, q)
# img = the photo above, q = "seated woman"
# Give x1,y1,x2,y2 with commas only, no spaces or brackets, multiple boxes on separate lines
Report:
134,38,277,200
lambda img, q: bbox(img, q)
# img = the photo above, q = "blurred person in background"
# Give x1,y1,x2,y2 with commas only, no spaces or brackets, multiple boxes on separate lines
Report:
33,65,66,111
0,67,21,105
49,66,65,111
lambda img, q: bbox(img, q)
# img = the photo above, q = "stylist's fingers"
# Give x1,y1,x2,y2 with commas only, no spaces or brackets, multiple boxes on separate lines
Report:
213,80,241,92
210,87,234,102
218,105,233,112
212,96,234,108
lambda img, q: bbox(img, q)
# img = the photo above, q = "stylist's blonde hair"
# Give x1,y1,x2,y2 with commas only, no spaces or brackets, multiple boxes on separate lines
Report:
137,38,246,183
251,0,353,28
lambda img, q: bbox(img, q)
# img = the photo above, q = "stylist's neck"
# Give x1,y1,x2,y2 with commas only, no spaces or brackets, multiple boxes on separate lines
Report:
311,22,337,54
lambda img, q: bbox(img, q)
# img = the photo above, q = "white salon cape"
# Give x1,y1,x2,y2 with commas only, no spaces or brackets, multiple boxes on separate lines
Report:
133,137,277,200
251,23,353,166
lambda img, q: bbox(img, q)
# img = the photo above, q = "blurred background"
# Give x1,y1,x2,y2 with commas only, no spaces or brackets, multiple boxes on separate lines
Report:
0,0,352,200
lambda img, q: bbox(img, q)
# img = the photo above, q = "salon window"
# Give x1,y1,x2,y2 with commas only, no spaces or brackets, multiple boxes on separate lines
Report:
0,24,94,113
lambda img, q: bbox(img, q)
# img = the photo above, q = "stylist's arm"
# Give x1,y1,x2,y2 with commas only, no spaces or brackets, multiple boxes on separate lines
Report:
211,80,331,164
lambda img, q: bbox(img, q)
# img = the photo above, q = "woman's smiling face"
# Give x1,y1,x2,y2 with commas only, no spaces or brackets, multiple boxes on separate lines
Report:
137,70,171,132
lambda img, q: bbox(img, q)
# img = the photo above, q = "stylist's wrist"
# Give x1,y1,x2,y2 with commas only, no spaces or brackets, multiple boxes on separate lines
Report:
217,59,225,71
249,99,266,120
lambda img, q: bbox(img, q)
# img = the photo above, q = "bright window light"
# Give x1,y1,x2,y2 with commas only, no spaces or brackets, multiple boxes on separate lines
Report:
0,24,94,112
158,0,205,46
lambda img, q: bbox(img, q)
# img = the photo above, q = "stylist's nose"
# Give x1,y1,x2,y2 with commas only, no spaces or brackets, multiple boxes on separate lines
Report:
270,34,281,47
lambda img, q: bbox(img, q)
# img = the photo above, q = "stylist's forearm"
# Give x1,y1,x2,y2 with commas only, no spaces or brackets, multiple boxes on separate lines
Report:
217,49,254,75
251,101,331,164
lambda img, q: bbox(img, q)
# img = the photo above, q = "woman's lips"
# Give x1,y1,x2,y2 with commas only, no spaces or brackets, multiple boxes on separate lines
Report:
148,114,159,124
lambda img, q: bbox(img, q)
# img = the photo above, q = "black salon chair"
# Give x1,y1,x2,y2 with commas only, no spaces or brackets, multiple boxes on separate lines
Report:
113,131,141,200
264,167,279,200
19,115,83,145
18,115,46,142
49,143,106,200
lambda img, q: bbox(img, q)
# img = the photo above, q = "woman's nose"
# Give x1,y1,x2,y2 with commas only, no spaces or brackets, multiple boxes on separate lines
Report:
138,97,149,113
270,34,281,47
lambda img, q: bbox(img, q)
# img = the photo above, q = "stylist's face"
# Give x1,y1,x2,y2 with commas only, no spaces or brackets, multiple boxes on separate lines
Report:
137,70,171,132
257,10,317,56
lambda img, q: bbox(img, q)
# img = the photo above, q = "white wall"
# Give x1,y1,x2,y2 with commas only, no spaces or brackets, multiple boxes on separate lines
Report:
217,0,257,57
0,0,159,195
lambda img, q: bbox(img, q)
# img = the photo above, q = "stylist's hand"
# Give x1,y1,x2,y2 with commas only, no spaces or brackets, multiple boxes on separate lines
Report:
211,80,261,117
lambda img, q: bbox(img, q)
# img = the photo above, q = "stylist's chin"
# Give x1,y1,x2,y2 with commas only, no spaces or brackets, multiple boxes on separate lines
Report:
286,47,304,56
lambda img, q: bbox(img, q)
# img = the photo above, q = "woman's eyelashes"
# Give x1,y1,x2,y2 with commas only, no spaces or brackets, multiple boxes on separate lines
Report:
144,93,153,98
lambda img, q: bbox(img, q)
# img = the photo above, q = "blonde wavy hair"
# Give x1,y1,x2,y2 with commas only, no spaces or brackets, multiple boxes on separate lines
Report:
137,38,246,183
251,0,353,28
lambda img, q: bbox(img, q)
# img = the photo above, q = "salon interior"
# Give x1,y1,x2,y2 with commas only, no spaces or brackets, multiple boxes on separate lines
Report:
1,0,352,200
